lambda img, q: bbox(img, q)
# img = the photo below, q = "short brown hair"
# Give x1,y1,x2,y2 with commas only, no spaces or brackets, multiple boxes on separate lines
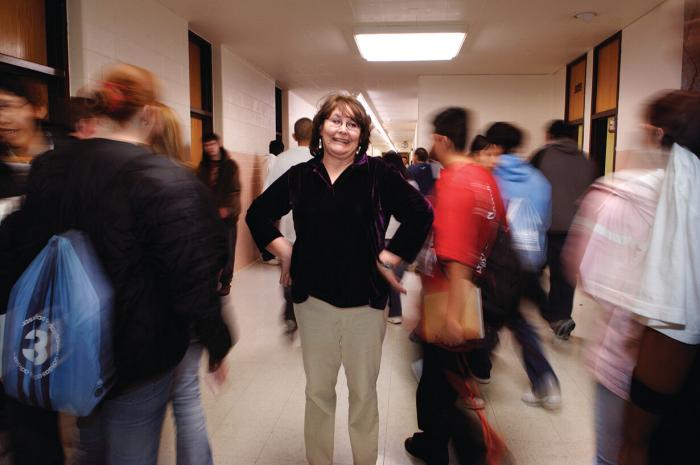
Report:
294,117,313,142
310,93,372,157
645,90,700,149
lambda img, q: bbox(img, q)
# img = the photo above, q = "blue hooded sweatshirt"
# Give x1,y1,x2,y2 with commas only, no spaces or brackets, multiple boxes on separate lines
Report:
494,154,552,228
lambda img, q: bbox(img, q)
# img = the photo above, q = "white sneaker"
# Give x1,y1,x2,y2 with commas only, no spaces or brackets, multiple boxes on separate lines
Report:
521,375,561,410
456,396,485,411
387,316,403,324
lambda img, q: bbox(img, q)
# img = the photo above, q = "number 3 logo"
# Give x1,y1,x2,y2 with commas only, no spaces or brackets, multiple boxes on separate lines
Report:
22,329,50,365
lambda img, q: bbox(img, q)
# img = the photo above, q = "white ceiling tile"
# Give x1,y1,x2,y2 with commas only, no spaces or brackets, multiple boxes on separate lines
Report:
159,0,666,146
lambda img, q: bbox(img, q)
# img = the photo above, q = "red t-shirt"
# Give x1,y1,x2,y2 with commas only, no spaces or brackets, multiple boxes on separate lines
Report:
433,162,505,274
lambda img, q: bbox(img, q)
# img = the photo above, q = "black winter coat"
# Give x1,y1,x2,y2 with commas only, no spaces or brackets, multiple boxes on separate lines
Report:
0,138,232,390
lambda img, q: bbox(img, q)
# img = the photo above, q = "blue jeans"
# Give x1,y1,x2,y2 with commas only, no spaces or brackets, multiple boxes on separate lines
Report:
171,344,213,465
594,383,625,465
74,371,174,465
466,316,557,393
507,314,557,394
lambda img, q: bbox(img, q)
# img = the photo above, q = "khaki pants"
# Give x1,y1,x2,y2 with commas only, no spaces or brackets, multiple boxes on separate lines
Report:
295,297,386,465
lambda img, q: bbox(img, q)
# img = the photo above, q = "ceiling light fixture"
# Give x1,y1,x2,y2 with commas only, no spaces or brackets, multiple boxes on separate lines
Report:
354,25,466,62
356,93,397,153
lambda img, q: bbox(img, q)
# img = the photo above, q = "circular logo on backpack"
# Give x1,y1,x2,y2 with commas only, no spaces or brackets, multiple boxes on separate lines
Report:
14,315,61,380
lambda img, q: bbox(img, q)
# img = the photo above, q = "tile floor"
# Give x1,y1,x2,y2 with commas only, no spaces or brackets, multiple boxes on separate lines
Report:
157,263,598,465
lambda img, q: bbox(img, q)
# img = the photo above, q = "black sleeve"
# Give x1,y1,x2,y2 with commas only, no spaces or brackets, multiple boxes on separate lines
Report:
377,163,433,262
0,154,61,314
0,209,27,313
245,167,294,252
130,162,232,363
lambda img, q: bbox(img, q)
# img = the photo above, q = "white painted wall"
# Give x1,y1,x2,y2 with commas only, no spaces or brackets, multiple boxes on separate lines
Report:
583,49,594,153
66,0,191,142
215,46,276,269
551,66,567,121
219,47,276,155
283,90,317,150
617,0,684,153
417,74,564,155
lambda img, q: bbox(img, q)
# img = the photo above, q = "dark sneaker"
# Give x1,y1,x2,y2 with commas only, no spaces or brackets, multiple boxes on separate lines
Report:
218,284,231,296
404,434,448,465
284,319,297,333
550,318,576,340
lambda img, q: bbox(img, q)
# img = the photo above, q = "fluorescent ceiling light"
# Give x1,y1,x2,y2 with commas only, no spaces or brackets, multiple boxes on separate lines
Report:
356,93,397,153
355,32,466,62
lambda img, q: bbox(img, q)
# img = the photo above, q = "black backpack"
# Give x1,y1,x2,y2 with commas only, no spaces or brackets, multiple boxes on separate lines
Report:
475,226,522,329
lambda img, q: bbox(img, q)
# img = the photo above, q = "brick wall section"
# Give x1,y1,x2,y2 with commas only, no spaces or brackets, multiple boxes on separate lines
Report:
66,0,191,144
66,1,279,272
230,151,269,271
219,47,276,271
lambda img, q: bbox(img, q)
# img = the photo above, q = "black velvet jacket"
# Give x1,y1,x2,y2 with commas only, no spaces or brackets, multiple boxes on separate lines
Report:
246,154,433,310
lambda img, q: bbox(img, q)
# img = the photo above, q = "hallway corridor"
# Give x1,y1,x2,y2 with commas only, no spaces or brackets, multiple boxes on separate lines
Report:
157,263,597,465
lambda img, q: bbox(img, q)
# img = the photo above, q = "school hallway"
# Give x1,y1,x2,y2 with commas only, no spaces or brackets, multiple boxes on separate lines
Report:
157,262,597,465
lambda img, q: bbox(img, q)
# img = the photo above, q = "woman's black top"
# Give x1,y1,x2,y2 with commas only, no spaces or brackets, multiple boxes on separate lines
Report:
246,154,433,310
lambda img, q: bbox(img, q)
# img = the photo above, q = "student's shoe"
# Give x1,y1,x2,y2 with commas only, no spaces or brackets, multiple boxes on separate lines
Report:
411,359,423,381
408,330,423,344
472,374,491,385
456,396,485,411
404,434,448,465
387,316,403,325
522,375,562,410
550,318,576,340
218,284,231,296
284,319,297,333
262,258,279,265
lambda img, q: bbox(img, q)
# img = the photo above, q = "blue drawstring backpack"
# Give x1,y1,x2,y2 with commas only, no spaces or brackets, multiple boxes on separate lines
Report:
2,230,114,416
506,197,547,272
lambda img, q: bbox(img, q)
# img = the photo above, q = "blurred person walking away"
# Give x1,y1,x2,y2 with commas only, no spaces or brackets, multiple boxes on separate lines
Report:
267,138,285,177
149,102,227,465
530,120,596,339
486,122,560,410
0,76,52,164
247,93,432,465
615,92,700,465
0,76,68,195
381,151,420,325
561,91,695,465
263,117,313,334
0,76,71,465
0,64,232,465
562,91,700,465
197,133,242,296
469,135,499,172
149,102,187,164
406,108,507,465
62,96,98,141
408,147,435,196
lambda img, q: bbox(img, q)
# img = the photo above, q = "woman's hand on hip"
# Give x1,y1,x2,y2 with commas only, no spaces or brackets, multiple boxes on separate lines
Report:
377,249,406,294
267,237,293,287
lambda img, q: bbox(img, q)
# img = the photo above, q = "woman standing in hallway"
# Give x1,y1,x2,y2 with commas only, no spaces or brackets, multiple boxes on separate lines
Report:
246,93,432,465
